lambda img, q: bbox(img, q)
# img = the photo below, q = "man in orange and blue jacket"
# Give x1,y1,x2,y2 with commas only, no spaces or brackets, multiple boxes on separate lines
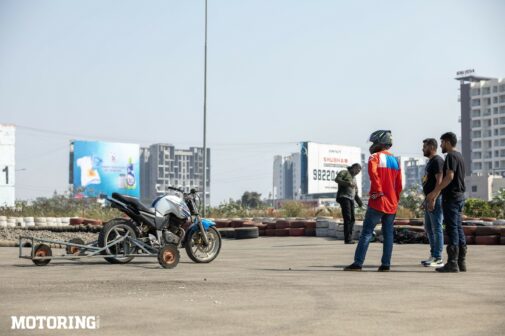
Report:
344,130,403,272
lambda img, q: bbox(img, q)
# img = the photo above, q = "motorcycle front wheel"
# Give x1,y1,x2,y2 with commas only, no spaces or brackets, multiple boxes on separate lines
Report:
185,226,221,263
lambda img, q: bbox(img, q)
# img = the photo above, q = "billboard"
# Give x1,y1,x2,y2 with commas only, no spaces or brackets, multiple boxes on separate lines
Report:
0,125,15,207
301,142,362,195
71,140,140,198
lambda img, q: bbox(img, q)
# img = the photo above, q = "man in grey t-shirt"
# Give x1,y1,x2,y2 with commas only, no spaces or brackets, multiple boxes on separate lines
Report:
335,163,363,244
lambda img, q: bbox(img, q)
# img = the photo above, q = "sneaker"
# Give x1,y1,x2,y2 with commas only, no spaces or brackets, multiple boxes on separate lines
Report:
426,258,444,268
378,265,390,272
344,240,356,244
343,263,362,271
421,256,435,265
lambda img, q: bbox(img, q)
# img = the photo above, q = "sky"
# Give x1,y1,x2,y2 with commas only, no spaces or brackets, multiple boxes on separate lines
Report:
1,0,505,205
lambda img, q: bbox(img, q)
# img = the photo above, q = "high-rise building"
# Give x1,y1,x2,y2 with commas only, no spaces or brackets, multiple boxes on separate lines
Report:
140,144,210,204
465,175,505,201
457,71,505,176
361,153,370,195
272,153,301,200
400,156,426,191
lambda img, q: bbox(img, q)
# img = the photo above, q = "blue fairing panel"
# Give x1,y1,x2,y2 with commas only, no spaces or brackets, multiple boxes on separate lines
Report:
201,218,215,230
187,218,215,234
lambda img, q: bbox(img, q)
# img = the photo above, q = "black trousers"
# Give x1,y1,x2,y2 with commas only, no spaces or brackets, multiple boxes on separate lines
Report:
337,197,355,242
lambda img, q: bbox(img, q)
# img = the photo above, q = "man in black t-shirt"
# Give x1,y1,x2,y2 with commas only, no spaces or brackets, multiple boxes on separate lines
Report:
420,138,444,267
427,132,467,273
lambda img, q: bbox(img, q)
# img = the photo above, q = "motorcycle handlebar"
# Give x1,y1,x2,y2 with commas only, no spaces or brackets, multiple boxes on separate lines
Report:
167,186,184,193
167,186,199,196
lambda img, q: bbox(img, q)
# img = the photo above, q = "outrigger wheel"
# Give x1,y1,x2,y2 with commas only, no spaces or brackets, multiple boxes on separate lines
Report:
158,244,180,269
66,238,85,255
32,244,52,266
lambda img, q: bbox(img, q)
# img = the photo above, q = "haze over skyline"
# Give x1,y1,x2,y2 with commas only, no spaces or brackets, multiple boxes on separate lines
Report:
1,0,505,205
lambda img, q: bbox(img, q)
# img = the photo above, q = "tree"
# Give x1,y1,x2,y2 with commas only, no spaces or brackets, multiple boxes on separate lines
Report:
399,185,424,218
240,191,263,209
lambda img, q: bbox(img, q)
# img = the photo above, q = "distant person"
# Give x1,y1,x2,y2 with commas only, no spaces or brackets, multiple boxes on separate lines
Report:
344,130,402,272
420,138,444,267
335,163,363,244
427,132,467,273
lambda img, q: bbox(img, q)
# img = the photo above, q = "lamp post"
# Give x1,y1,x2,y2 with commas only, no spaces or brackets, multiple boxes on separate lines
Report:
202,0,208,216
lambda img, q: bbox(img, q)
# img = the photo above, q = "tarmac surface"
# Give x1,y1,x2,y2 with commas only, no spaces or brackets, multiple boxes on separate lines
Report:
0,237,504,336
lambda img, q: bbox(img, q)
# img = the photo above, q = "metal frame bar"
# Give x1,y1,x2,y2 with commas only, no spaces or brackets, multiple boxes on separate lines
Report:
18,235,159,261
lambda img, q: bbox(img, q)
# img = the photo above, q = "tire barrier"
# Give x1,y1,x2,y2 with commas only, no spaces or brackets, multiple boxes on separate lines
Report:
409,218,424,226
275,220,291,230
305,228,316,236
465,235,475,245
463,220,486,226
256,223,267,230
265,222,277,230
394,219,410,226
475,226,501,236
394,227,428,244
235,227,259,239
463,226,477,236
475,235,499,245
3,216,504,245
304,221,316,229
289,228,305,236
230,220,244,228
242,221,258,228
290,221,306,229
265,229,276,236
70,218,84,225
215,220,231,228
217,228,235,239
275,228,290,236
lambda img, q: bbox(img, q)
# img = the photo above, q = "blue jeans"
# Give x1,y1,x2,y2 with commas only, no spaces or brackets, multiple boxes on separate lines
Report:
442,198,466,246
424,196,444,259
354,206,396,267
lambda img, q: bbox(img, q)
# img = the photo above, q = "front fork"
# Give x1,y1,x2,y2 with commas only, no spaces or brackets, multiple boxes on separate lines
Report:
195,216,210,247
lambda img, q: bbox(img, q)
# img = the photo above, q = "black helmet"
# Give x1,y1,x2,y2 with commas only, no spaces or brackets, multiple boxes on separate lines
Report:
369,130,393,147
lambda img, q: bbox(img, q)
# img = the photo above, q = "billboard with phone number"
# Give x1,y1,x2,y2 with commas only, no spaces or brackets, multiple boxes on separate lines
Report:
301,142,362,195
71,140,140,198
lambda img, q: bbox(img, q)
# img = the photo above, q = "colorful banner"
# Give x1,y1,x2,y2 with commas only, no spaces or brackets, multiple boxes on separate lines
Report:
72,140,140,198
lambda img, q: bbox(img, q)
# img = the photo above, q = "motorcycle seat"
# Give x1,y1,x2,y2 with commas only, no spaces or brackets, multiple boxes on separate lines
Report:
112,193,154,214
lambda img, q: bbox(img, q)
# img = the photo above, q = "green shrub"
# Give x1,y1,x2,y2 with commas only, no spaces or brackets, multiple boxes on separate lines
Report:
281,201,304,218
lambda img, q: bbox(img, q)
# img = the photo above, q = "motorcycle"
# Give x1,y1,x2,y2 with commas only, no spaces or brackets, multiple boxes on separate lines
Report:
100,186,221,268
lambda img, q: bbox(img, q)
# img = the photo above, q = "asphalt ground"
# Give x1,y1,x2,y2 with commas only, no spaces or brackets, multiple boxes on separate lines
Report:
0,237,504,336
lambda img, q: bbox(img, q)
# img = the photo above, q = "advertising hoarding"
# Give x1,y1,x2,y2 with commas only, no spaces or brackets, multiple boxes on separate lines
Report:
71,140,140,198
301,142,362,196
0,125,15,207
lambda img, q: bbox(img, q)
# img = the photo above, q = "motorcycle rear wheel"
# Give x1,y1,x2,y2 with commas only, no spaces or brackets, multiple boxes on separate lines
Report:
98,218,138,264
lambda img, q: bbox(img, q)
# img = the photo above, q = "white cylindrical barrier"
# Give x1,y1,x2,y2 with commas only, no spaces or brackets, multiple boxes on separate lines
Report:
315,228,329,237
34,217,47,227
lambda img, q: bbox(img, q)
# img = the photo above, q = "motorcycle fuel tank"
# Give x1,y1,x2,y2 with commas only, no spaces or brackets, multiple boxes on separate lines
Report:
153,195,191,219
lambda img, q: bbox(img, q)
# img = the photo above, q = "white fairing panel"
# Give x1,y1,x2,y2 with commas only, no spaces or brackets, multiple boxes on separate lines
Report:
153,195,191,219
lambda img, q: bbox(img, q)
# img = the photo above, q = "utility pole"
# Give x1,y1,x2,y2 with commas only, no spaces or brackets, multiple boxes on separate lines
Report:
202,0,208,216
